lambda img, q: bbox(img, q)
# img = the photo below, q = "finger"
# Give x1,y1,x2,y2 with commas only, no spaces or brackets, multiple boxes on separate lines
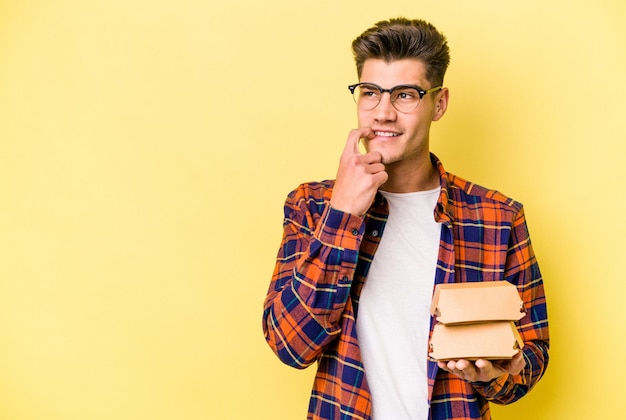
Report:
491,352,523,374
460,363,478,378
365,162,386,174
474,359,490,370
507,351,525,374
361,152,384,165
344,127,374,156
448,359,471,376
455,359,471,371
372,169,389,187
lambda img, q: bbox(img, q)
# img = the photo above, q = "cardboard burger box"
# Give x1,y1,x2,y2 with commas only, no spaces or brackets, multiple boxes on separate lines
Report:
429,281,525,361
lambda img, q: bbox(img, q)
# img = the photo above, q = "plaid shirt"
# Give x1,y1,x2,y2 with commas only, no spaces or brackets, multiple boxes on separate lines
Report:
263,154,549,420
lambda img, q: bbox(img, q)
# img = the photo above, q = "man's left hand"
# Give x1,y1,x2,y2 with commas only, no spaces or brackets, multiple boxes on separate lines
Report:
436,351,525,383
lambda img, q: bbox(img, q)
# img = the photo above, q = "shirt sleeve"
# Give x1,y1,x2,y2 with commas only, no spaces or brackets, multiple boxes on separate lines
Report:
262,185,365,368
472,206,550,403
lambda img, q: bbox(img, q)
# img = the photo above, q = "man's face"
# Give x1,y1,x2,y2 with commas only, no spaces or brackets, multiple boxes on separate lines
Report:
357,58,447,167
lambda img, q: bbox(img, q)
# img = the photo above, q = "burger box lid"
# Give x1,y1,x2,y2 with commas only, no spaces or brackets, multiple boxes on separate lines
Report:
430,281,525,325
429,321,524,361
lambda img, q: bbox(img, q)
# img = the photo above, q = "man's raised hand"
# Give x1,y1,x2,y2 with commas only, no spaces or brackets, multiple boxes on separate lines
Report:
330,128,388,216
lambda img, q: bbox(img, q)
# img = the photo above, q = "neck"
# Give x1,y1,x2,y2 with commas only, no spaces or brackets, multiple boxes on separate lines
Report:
380,154,440,193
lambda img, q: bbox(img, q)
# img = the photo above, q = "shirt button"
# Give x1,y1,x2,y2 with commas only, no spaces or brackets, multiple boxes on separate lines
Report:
351,228,359,236
371,230,379,237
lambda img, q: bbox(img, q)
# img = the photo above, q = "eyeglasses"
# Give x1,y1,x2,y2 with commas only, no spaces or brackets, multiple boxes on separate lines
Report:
348,82,442,113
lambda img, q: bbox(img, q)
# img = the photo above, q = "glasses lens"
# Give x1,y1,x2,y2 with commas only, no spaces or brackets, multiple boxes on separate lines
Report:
353,84,381,110
391,87,421,113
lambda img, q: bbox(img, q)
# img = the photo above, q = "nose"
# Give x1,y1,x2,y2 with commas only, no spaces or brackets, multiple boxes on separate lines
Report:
374,92,397,122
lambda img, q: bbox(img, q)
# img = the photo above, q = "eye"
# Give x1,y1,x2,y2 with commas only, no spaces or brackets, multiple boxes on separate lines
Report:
359,85,380,98
395,89,418,101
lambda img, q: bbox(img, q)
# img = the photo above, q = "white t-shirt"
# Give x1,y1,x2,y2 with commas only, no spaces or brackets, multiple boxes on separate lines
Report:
356,188,441,420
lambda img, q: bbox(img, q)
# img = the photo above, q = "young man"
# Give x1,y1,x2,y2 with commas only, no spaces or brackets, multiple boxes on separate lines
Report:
262,17,549,420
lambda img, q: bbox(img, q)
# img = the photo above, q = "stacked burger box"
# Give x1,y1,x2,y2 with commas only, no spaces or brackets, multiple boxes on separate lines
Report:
428,281,525,361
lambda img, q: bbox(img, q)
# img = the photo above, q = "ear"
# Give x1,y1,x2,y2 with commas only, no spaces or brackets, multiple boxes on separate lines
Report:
432,87,449,121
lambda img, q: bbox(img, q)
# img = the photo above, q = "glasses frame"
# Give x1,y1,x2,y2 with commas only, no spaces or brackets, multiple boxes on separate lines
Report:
348,82,442,113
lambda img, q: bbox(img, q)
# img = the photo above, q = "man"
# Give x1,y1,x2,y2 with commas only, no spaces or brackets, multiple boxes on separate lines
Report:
262,17,549,420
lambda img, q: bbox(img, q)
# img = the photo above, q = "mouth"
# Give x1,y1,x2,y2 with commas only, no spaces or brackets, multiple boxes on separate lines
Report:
373,130,401,138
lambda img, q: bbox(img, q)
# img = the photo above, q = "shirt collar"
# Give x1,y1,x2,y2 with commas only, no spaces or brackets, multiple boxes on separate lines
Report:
370,153,454,225
430,153,454,226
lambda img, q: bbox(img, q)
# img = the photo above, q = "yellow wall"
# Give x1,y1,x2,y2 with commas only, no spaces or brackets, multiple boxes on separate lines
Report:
1,0,624,418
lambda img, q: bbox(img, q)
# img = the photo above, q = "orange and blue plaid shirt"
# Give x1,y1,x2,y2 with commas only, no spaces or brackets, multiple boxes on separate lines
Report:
263,154,549,419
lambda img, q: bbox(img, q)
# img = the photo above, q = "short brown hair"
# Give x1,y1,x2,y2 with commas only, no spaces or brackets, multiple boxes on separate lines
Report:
352,17,450,86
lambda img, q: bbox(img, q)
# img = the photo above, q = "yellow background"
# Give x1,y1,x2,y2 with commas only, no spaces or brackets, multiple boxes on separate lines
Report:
1,0,624,419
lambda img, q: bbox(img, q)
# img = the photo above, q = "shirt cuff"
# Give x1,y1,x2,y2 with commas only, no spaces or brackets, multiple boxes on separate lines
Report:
315,205,365,251
471,373,510,398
